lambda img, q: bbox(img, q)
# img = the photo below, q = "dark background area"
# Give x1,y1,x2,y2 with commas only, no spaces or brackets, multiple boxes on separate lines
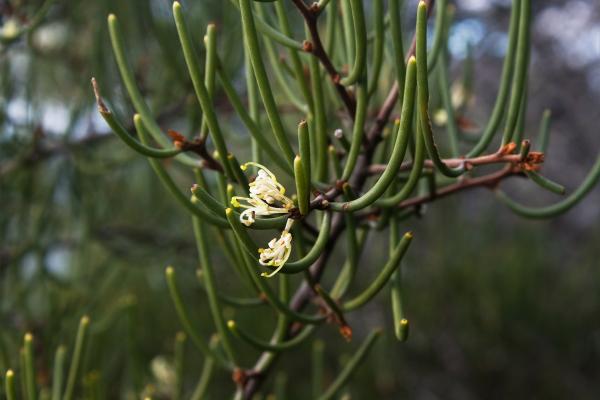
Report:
1,0,599,398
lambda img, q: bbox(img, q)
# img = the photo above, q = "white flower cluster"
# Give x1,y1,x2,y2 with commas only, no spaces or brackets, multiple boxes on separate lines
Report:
231,162,295,277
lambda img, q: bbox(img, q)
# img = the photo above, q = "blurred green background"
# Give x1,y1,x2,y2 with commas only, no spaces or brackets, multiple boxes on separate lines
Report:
1,0,599,399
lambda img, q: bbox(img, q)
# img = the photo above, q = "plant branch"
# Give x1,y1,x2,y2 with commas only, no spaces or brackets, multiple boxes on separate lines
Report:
241,2,436,398
368,142,544,174
396,165,521,209
291,0,356,117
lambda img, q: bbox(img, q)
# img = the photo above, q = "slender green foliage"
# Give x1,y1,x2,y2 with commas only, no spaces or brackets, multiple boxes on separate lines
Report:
238,0,295,164
416,1,464,177
5,370,16,400
502,0,532,145
8,1,591,398
51,346,66,400
467,0,521,156
496,153,600,218
344,232,413,311
317,330,382,400
63,316,90,400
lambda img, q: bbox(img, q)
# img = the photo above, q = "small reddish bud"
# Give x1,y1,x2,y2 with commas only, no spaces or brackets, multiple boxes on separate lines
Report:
232,368,247,386
339,325,352,342
526,152,545,164
167,129,186,143
302,40,314,52
499,142,517,155
366,214,379,222
456,115,478,131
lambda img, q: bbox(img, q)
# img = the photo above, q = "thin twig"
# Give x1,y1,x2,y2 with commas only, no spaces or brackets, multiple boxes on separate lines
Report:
291,0,356,117
397,166,520,208
367,143,544,174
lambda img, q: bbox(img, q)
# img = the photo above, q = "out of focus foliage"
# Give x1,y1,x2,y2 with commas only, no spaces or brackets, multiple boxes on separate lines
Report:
1,1,600,399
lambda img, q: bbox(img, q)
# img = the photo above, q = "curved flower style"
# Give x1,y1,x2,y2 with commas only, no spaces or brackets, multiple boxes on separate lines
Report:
243,162,294,207
231,162,294,227
230,162,297,277
259,219,295,278
231,194,291,226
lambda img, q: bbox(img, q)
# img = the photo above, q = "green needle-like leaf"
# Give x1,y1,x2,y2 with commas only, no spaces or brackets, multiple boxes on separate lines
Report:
238,0,295,164
4,370,16,400
317,330,382,400
466,0,521,157
63,316,90,400
341,80,367,180
416,1,464,178
192,217,239,364
294,156,309,216
106,13,199,168
230,0,304,51
344,232,413,311
525,170,566,195
164,266,232,370
135,116,230,228
339,0,366,86
536,109,552,153
92,78,182,159
426,0,449,73
227,321,315,352
501,0,531,146
330,57,417,211
23,333,36,400
51,346,66,400
496,153,600,219
172,2,237,180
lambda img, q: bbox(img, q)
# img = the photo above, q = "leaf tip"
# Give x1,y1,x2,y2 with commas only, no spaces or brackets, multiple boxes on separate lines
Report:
80,315,90,326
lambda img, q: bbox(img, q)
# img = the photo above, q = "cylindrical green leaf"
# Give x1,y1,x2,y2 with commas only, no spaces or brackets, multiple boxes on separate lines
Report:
501,0,531,145
23,333,36,400
294,155,309,216
343,232,413,311
171,2,236,179
164,266,231,370
63,316,90,400
317,330,381,400
238,0,295,163
340,0,366,86
416,1,464,177
330,57,417,211
227,320,315,352
5,370,16,400
51,346,66,400
496,152,600,219
466,0,521,156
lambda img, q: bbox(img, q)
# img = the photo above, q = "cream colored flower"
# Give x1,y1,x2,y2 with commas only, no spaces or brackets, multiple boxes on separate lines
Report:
243,162,294,207
231,194,290,227
231,162,296,277
259,219,295,278
230,162,293,227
